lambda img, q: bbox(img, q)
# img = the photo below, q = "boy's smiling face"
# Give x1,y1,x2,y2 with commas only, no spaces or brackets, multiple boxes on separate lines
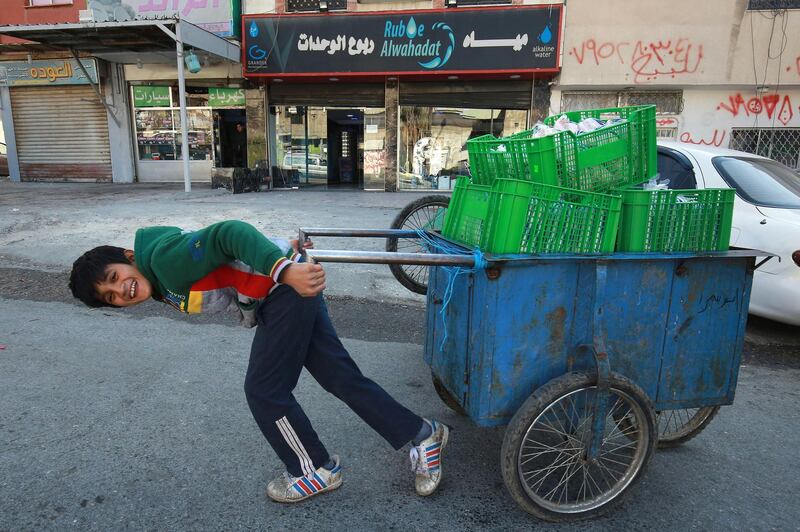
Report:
95,250,152,307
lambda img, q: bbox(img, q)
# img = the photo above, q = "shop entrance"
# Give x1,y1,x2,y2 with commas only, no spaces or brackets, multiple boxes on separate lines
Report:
274,105,385,189
213,109,247,168
326,109,363,187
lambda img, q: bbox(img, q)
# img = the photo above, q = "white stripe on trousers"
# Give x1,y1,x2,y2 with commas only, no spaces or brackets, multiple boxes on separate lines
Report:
276,416,315,478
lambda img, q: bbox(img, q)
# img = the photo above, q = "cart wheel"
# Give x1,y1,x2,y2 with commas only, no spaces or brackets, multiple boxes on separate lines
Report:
386,195,450,295
501,371,656,522
655,407,720,449
432,373,466,416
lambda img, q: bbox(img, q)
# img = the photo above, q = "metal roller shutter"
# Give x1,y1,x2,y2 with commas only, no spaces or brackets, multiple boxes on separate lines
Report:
399,81,533,109
269,83,385,107
11,86,112,181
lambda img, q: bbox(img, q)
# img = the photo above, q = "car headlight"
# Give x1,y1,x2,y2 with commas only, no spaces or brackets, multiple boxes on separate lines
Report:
794,250,800,267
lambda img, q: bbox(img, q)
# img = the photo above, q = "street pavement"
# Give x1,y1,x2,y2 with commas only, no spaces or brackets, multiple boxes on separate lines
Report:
1,182,799,530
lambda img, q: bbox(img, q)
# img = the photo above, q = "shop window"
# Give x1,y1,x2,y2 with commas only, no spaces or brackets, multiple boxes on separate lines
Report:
747,0,800,9
287,0,346,11
275,106,329,186
398,107,528,191
730,128,800,170
135,109,213,162
133,86,247,165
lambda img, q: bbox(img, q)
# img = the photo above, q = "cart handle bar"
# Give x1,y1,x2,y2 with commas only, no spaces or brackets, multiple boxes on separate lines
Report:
304,249,478,267
299,228,421,241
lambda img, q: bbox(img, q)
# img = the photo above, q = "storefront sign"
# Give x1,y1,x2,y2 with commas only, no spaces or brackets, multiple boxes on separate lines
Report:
208,88,245,107
0,59,98,87
133,86,172,107
86,0,240,37
243,6,561,77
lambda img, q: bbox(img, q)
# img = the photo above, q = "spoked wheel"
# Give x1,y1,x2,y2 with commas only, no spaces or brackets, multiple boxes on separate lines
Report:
431,373,466,416
501,372,656,522
655,406,720,449
386,195,450,295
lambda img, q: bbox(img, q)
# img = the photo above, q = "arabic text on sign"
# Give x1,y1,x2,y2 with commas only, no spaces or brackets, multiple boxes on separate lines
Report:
298,34,375,56
28,61,74,82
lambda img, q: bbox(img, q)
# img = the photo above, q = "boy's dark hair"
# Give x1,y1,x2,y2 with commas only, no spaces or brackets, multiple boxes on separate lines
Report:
69,246,129,308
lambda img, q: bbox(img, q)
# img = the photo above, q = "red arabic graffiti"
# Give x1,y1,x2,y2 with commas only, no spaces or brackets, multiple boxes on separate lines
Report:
569,38,704,84
679,129,727,148
656,117,679,127
717,93,795,126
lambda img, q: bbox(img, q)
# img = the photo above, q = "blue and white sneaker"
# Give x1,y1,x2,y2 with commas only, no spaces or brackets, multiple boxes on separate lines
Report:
266,455,342,503
410,419,449,496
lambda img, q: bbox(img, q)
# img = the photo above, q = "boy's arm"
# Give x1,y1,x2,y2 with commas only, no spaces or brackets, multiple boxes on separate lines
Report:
154,220,325,296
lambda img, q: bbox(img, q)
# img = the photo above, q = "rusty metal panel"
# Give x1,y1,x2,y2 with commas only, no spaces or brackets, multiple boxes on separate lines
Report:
656,258,751,409
425,267,472,411
426,250,756,427
600,260,675,402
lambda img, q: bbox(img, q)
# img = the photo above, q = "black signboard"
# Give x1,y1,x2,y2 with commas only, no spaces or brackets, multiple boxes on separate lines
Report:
243,6,561,77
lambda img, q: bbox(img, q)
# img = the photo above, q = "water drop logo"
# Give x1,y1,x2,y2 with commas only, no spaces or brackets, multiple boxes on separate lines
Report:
538,24,552,44
418,22,454,70
406,17,417,38
249,21,259,38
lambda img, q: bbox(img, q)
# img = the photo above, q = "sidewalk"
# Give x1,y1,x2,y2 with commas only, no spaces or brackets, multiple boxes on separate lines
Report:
0,182,444,305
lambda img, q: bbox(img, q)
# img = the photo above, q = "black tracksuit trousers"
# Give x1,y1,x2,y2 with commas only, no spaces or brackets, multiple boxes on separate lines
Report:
244,285,423,478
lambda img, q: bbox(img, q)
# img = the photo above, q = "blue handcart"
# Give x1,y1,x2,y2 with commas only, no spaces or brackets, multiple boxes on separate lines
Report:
299,228,769,522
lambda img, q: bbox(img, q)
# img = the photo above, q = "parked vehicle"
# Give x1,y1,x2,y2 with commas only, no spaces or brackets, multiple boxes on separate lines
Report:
657,141,800,326
282,153,328,181
0,142,8,176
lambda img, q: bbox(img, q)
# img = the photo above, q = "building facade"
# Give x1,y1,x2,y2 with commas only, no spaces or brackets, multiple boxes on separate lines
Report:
242,3,561,191
553,0,800,170
2,0,799,186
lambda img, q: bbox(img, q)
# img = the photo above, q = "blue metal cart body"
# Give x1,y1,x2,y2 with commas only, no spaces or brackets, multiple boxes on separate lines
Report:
424,249,759,427
300,227,767,519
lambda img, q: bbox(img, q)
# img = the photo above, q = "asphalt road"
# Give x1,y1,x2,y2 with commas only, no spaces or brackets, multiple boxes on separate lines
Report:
1,267,799,531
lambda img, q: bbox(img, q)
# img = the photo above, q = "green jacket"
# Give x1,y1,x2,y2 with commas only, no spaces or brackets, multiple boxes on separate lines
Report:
134,220,299,326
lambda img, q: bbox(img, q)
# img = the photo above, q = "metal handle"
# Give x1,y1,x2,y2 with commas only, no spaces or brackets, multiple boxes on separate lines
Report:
298,227,478,267
305,249,477,267
300,228,423,240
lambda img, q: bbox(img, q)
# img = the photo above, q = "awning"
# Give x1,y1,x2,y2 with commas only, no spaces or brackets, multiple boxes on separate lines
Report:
0,19,241,191
0,19,239,64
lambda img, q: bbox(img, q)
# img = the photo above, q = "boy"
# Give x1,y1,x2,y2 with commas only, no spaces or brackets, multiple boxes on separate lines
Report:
69,220,448,502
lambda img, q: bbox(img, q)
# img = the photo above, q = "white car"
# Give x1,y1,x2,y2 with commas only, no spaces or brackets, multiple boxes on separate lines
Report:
657,141,800,326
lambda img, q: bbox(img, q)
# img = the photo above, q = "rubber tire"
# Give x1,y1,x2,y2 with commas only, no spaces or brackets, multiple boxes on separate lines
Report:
431,373,467,416
500,371,657,522
386,195,450,295
655,406,720,449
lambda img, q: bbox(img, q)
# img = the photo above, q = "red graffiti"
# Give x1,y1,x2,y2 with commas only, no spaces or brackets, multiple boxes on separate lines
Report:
569,38,704,84
717,93,795,126
679,130,727,148
656,117,679,127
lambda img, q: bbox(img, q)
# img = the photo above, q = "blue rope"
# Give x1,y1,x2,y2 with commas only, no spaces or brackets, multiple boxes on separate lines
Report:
415,230,486,350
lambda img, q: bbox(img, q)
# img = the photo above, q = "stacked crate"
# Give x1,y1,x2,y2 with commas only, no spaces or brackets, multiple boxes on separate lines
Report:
442,105,734,255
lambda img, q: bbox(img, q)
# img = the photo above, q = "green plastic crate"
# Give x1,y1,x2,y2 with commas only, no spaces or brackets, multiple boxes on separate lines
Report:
616,188,735,252
466,105,656,193
466,131,558,187
441,176,492,248
481,179,622,254
547,105,657,191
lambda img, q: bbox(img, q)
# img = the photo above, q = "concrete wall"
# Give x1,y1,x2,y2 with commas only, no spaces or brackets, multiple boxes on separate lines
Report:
104,62,136,183
559,1,800,88
554,1,800,158
680,87,800,146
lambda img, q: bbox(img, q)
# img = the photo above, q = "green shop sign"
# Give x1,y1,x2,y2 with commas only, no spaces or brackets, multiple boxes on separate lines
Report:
209,88,245,107
133,86,171,107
